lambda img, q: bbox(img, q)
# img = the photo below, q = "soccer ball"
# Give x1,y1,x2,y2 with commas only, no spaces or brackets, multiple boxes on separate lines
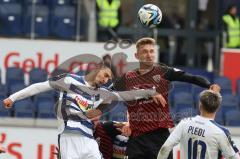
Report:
138,4,162,28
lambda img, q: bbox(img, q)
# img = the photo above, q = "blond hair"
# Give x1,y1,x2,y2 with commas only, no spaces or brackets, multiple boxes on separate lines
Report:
136,37,155,50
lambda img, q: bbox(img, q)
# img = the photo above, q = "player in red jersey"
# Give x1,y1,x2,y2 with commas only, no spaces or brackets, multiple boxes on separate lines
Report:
111,37,220,159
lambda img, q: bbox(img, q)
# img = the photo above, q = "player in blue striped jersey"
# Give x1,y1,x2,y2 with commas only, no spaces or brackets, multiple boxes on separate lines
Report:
157,87,240,159
3,66,158,159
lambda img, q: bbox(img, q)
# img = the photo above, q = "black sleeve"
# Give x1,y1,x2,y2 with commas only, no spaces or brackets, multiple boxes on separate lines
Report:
102,121,121,140
112,75,126,91
164,67,211,88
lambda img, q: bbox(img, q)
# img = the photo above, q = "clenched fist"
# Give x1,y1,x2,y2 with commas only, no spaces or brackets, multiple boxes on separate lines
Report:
3,98,13,109
209,84,221,93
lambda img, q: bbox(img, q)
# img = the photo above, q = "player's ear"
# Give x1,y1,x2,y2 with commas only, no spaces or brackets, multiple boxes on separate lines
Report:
135,52,139,60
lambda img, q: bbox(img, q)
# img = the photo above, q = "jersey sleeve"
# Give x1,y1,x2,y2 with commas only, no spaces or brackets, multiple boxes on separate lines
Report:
157,121,184,159
218,130,240,159
9,81,53,102
163,67,211,88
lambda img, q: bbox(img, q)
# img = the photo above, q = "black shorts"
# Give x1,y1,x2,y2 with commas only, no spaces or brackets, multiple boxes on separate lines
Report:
125,128,173,159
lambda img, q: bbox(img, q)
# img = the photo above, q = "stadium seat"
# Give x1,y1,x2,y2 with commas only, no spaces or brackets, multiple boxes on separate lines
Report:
34,91,55,108
47,0,71,8
23,5,49,38
173,92,193,107
0,0,18,3
0,84,7,97
6,67,24,85
50,5,76,39
36,101,55,118
214,76,232,89
225,110,240,126
236,79,240,94
220,104,238,121
22,0,44,4
179,68,214,83
0,3,22,36
14,99,34,118
9,83,25,96
215,109,224,125
191,85,205,107
169,82,192,105
221,94,239,106
0,102,11,117
29,68,48,84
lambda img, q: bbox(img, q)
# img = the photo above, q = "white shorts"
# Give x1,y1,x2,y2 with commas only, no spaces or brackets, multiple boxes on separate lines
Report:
59,133,102,159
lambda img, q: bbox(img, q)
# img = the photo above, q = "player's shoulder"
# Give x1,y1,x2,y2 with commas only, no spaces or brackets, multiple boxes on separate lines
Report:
154,64,184,75
209,120,231,136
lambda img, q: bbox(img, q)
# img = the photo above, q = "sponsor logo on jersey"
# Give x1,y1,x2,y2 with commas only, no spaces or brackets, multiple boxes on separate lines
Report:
75,96,90,110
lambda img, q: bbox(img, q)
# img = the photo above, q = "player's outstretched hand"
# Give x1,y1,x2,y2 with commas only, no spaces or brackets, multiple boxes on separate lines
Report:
210,84,221,93
152,93,167,107
0,144,6,153
3,98,13,109
114,122,131,137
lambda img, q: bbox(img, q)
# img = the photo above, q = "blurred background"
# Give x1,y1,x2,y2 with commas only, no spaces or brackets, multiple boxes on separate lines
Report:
0,0,240,158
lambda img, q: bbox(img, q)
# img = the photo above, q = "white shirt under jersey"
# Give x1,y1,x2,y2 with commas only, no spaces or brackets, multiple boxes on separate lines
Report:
157,115,240,159
9,73,156,139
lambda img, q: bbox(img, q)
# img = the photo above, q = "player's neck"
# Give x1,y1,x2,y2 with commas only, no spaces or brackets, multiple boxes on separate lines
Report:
138,64,153,74
84,75,95,87
200,112,215,120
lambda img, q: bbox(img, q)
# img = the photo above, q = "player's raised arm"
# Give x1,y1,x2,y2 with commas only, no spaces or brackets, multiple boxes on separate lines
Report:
218,129,240,159
3,73,73,109
3,81,53,109
163,66,212,88
157,120,184,159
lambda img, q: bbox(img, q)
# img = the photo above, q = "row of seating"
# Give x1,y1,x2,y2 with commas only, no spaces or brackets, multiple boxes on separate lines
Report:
0,0,78,7
0,3,86,39
1,67,240,126
0,91,56,118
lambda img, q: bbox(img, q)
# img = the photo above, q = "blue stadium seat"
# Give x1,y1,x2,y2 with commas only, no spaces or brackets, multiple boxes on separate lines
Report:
220,104,238,121
0,3,22,36
169,82,192,105
47,0,71,8
37,101,55,118
22,0,44,4
237,79,240,94
29,68,48,84
6,67,24,85
50,5,76,39
179,68,214,83
0,84,7,97
34,91,55,107
191,85,205,107
14,99,34,118
225,111,240,126
214,76,232,94
0,0,19,3
9,83,25,95
0,102,11,117
215,109,224,125
173,92,193,107
171,81,192,93
221,94,239,106
23,5,49,38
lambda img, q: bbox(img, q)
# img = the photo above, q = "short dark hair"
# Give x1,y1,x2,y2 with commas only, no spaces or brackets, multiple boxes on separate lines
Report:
199,90,222,113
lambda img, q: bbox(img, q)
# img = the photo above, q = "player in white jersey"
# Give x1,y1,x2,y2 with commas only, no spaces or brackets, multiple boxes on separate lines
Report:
3,66,159,159
157,88,240,159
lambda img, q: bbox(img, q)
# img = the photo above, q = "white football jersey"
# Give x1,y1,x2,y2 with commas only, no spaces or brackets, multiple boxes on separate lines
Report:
158,115,240,159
